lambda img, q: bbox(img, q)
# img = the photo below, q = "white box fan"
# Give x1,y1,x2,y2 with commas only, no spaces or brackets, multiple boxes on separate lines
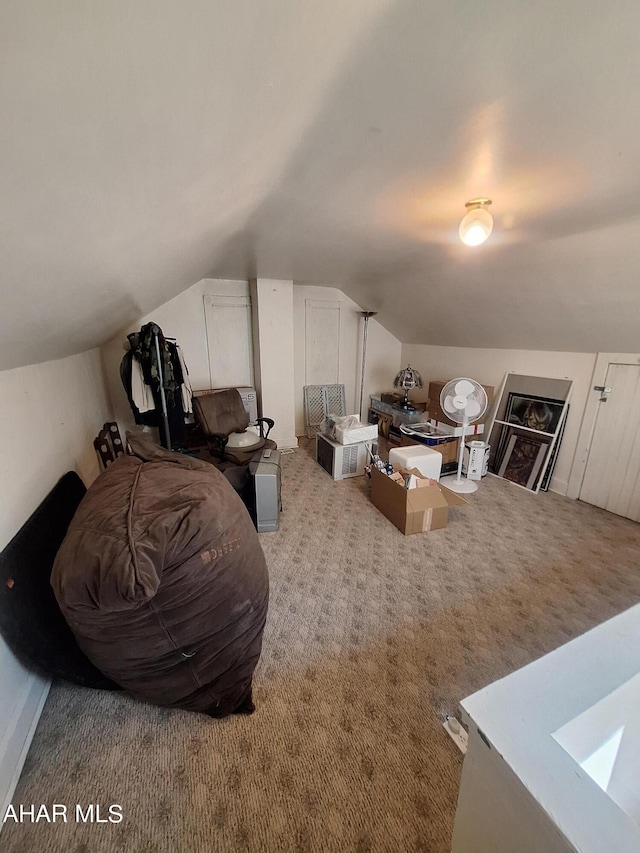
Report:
439,378,488,494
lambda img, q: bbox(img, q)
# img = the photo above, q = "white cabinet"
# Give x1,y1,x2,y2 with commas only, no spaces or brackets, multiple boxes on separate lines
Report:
452,604,640,853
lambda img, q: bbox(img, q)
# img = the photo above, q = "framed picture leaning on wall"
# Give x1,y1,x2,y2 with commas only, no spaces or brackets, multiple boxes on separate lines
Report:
492,393,564,474
505,393,564,434
485,373,573,494
497,430,551,490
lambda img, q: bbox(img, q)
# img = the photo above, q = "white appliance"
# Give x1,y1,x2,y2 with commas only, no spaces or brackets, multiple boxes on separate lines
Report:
316,433,370,480
235,386,258,422
439,378,489,494
249,449,282,532
463,441,490,481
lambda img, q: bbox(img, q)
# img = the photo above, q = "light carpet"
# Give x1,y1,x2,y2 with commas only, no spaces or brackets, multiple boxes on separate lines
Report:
2,439,640,852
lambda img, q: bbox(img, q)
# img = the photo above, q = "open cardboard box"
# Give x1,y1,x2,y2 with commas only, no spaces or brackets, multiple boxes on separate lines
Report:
370,466,468,535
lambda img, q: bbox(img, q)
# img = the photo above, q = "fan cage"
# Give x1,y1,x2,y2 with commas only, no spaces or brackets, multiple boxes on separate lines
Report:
439,378,488,424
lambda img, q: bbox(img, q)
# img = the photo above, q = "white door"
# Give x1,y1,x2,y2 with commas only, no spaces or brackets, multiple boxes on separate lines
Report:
579,359,640,521
204,294,254,389
305,299,341,385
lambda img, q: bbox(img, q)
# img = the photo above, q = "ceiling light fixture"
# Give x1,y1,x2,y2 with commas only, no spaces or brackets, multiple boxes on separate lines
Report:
459,198,493,246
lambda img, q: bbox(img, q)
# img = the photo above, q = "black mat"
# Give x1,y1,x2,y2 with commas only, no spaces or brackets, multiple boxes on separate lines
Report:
0,472,118,689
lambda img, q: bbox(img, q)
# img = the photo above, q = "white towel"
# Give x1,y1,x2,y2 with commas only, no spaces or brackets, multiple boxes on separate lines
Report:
130,358,155,413
176,345,193,414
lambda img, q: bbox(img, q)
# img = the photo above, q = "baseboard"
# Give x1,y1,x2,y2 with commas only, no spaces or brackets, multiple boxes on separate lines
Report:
0,672,51,824
549,476,569,497
277,436,299,450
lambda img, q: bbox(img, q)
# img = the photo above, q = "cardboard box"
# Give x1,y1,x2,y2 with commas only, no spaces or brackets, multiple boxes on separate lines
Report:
399,433,459,466
377,412,393,438
381,392,404,405
370,466,468,535
428,419,485,438
428,380,494,428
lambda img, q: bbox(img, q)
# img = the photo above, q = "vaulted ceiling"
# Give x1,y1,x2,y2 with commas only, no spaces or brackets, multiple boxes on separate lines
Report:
2,0,639,370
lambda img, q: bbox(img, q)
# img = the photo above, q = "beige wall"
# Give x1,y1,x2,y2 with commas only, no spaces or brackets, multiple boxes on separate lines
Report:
401,344,597,495
251,279,298,448
102,278,403,441
101,278,250,431
293,286,359,433
102,276,299,443
0,348,112,811
292,286,402,435
0,349,112,547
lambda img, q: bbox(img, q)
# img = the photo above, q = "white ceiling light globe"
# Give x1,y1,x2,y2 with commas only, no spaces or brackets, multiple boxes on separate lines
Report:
459,201,493,246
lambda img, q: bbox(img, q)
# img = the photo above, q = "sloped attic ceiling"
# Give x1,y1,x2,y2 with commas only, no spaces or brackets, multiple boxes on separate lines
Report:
1,0,639,370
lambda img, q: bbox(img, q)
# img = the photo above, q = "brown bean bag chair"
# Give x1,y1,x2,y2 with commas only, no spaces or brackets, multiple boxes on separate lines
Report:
51,434,269,717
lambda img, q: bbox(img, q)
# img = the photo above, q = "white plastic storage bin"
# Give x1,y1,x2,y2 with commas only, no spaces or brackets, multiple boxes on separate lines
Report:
388,445,442,481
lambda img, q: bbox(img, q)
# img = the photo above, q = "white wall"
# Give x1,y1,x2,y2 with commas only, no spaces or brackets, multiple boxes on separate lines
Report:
101,276,299,441
293,285,402,435
363,320,403,420
102,277,403,442
0,349,112,816
251,279,297,448
401,344,597,495
101,278,250,430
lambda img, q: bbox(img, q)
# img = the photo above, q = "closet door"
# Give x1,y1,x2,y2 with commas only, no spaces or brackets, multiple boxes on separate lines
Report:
305,299,341,385
578,360,640,520
204,294,254,388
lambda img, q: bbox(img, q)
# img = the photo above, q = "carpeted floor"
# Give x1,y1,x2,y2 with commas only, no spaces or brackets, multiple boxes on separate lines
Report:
3,439,640,852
